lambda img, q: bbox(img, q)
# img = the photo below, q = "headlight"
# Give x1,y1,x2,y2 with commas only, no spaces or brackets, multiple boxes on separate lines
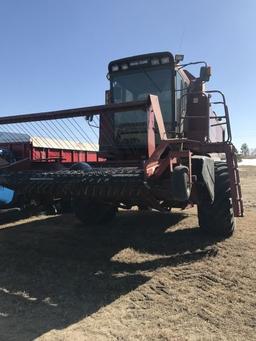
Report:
161,56,170,64
130,61,139,67
111,65,119,72
121,63,128,70
139,59,148,65
151,58,160,65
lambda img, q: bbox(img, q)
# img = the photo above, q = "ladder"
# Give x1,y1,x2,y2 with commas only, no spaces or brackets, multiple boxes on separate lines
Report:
225,144,244,217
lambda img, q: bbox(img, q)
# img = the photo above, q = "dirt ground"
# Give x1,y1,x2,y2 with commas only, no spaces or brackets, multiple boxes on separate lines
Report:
0,166,255,341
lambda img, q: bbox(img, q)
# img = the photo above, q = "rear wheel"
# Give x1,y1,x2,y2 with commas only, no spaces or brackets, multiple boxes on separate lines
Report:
73,198,117,226
197,162,235,238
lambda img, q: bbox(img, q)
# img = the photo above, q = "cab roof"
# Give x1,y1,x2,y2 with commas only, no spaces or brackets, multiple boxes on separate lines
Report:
108,51,174,72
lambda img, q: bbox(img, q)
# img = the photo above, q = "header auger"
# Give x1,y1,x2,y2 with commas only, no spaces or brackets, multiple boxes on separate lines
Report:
0,51,243,237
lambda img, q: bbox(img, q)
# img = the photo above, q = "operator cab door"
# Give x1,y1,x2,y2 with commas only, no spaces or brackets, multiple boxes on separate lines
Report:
112,68,173,145
175,70,188,136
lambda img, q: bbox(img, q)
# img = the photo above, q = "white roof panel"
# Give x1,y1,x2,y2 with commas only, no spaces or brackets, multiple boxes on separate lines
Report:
0,131,98,151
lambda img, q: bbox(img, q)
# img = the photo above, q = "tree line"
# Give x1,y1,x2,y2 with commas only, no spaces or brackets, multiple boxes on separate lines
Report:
240,143,256,157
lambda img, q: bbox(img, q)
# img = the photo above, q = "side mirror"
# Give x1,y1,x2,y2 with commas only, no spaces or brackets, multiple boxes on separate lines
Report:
199,66,211,82
175,54,184,64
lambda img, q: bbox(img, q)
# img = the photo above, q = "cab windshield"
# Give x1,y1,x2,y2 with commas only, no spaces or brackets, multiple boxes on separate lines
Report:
111,66,173,147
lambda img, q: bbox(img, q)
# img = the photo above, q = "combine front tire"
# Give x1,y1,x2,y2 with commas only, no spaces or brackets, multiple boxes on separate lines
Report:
197,162,235,238
73,199,117,226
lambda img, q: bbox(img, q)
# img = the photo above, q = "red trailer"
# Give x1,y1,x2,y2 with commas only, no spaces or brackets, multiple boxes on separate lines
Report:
0,132,99,163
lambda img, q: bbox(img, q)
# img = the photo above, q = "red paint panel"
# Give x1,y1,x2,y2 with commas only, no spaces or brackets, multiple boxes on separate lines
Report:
87,152,97,162
47,149,61,159
79,152,87,162
32,148,46,160
61,151,72,162
73,151,80,162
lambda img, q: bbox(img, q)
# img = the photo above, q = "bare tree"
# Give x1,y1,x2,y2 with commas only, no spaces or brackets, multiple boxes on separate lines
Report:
241,143,249,157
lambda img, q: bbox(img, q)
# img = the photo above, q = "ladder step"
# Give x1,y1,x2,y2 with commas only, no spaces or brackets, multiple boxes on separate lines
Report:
226,148,244,217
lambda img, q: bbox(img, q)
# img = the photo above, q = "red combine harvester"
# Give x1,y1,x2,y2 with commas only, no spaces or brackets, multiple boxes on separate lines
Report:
0,52,243,237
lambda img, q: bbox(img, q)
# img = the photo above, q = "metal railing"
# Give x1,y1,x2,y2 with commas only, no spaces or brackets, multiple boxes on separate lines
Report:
179,90,232,143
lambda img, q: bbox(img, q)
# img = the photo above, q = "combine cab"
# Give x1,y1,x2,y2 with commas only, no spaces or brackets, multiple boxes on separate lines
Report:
0,52,243,237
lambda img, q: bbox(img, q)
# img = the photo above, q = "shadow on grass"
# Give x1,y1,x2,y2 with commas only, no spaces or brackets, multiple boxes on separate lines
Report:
0,210,221,341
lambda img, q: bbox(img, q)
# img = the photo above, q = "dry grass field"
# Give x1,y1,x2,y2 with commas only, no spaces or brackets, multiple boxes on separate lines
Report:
0,166,255,341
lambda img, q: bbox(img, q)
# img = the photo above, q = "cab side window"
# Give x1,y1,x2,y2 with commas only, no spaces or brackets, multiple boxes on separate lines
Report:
175,71,187,133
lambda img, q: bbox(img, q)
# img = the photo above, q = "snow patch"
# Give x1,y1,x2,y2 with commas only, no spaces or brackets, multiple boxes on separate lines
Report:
239,159,256,166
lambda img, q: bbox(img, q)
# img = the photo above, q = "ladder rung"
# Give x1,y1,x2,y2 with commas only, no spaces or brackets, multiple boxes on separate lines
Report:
226,150,244,216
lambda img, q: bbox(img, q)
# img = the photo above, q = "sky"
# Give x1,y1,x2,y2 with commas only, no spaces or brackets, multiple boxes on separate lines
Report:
0,0,255,150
